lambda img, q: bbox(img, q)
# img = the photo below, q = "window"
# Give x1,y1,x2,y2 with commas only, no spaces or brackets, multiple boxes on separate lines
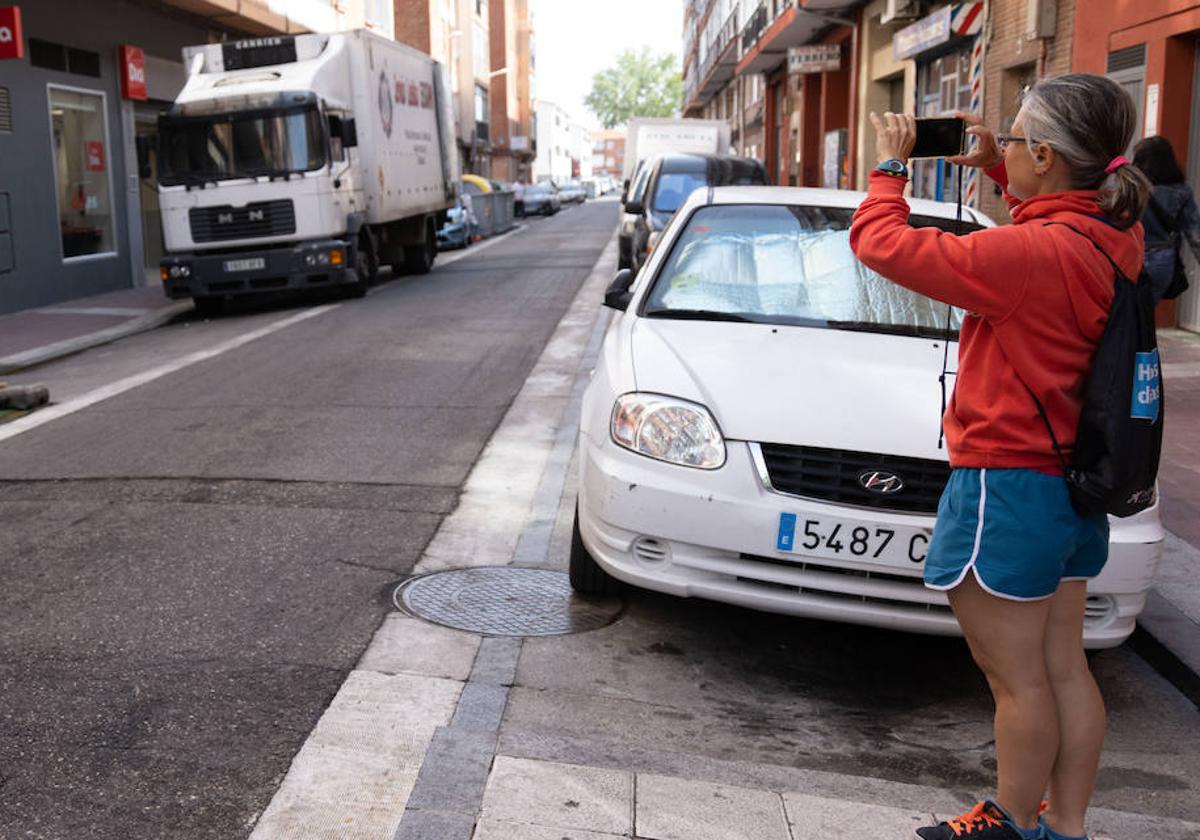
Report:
474,85,489,122
476,0,488,18
365,0,392,30
912,47,973,201
49,86,116,259
30,40,101,77
473,23,488,79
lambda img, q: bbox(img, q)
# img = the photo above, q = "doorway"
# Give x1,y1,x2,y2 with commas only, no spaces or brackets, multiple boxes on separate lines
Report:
135,109,164,286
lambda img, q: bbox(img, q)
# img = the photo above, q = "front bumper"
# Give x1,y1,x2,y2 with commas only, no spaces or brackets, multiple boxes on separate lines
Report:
161,239,352,300
577,434,1161,648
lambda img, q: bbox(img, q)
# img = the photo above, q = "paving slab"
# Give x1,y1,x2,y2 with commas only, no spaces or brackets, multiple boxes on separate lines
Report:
479,756,633,836
357,613,481,681
472,818,628,840
783,792,932,840
635,774,790,840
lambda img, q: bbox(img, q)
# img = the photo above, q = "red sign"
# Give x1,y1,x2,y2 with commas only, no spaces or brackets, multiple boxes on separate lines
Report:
119,44,147,100
85,141,105,172
0,6,24,61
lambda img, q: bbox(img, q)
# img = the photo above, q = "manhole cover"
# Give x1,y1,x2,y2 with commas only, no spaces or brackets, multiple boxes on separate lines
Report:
394,567,623,636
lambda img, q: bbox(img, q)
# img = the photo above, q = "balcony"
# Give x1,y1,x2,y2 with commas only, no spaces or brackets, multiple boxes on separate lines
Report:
685,2,742,112
737,0,837,77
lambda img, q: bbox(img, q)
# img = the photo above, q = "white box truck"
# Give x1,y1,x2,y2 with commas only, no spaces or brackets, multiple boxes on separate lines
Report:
622,118,732,182
156,31,459,311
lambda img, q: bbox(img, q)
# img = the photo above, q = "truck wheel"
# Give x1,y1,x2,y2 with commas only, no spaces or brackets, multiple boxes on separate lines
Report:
193,296,224,318
404,221,436,275
569,504,623,596
346,231,377,298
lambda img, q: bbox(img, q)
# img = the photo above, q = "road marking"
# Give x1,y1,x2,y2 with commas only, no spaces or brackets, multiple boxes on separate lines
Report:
0,304,338,444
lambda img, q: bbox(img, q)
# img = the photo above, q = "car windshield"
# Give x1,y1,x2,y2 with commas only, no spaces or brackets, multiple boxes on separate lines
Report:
643,204,982,339
653,170,707,213
158,106,326,186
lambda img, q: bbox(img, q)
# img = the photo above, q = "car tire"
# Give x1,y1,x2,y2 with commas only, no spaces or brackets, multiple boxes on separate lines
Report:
569,504,622,596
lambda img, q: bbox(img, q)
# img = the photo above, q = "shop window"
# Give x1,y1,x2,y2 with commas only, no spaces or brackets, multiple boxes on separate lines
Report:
48,86,115,260
912,47,973,202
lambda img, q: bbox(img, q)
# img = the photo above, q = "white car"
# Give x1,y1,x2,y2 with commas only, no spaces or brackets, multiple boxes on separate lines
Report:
572,186,1162,648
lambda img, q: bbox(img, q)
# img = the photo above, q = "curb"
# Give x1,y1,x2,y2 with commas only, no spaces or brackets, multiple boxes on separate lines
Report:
1131,590,1200,707
0,301,193,375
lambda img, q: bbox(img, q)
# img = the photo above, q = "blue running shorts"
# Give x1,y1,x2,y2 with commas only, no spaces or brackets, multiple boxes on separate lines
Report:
924,468,1109,601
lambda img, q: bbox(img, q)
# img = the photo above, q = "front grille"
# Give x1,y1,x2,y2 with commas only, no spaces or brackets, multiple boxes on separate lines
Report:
759,443,950,514
189,200,296,243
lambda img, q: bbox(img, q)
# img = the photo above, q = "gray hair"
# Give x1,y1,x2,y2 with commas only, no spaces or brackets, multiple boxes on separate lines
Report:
1018,73,1150,229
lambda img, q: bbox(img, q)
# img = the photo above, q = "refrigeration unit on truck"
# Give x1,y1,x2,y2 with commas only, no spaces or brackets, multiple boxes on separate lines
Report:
621,118,732,185
156,30,459,311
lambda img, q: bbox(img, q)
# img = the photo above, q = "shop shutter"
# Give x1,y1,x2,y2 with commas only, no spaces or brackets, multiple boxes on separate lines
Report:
0,87,10,134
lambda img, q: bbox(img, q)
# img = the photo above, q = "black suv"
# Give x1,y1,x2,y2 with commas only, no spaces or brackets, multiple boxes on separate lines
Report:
619,153,768,272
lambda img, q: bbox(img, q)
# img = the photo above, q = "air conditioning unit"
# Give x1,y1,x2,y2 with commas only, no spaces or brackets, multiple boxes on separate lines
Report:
881,0,923,25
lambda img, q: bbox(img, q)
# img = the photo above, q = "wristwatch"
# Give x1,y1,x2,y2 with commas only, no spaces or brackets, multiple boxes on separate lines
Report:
876,159,909,178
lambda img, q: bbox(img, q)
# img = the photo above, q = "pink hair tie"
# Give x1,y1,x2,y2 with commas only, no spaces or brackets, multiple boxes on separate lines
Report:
1105,155,1130,174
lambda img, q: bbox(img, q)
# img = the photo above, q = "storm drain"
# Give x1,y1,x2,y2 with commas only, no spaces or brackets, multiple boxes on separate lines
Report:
393,567,623,636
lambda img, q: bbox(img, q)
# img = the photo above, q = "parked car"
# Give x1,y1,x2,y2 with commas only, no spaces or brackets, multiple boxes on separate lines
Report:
523,184,562,216
622,153,768,274
618,161,652,270
437,194,478,250
571,185,1163,649
558,181,587,204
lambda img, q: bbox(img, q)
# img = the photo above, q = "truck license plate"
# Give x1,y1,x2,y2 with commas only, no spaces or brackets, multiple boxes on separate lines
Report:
223,258,265,273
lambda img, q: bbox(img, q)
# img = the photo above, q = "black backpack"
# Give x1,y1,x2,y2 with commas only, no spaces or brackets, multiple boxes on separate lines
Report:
1015,222,1164,517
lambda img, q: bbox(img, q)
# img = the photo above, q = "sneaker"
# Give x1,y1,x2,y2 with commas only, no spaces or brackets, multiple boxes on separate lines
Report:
1038,815,1088,840
915,800,1042,839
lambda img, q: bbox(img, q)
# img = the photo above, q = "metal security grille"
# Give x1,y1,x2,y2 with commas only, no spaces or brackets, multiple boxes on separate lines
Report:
759,443,951,514
1107,45,1147,74
189,200,295,243
0,88,10,133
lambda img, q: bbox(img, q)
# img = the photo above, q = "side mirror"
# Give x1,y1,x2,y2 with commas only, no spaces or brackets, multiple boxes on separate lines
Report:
135,136,153,179
604,269,635,311
623,199,644,216
342,117,358,148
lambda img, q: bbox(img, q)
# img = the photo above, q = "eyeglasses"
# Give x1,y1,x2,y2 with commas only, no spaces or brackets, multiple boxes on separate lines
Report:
996,133,1029,151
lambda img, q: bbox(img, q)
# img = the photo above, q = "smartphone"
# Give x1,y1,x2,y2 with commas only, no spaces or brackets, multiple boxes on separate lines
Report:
911,117,965,159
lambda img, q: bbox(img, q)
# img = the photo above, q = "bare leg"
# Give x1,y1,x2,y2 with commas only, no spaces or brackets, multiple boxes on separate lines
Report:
947,573,1057,831
1042,580,1105,837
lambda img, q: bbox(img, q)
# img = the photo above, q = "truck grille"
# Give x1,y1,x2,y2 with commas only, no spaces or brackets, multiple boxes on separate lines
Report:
758,443,950,514
189,200,296,243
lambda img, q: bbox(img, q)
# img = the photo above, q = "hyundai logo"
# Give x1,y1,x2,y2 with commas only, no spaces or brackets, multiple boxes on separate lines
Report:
859,471,904,494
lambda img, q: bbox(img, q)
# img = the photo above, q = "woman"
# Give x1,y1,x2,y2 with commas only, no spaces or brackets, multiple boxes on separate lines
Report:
850,74,1149,840
1133,135,1200,302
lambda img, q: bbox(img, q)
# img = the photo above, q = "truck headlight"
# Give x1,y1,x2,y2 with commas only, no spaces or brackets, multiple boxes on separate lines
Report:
179,265,191,277
610,393,726,469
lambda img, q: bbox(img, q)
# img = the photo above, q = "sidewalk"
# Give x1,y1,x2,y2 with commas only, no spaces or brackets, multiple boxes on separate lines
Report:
0,283,191,374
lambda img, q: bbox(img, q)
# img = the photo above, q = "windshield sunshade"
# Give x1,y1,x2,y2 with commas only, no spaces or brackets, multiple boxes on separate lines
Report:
643,204,982,339
158,106,326,186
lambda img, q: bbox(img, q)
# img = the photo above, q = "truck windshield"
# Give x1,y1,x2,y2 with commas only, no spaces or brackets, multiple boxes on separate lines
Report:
158,106,326,186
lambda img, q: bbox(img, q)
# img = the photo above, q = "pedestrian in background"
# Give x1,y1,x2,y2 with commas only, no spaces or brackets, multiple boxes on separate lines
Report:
850,74,1149,840
513,180,526,217
1133,135,1200,303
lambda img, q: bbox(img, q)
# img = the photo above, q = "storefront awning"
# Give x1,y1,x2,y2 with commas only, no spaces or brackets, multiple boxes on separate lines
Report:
736,1,865,77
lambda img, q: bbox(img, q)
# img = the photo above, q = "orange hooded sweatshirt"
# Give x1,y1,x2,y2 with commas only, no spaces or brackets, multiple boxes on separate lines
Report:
849,165,1144,473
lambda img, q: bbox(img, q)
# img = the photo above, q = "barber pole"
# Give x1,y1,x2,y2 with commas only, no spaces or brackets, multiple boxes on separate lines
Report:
955,2,986,207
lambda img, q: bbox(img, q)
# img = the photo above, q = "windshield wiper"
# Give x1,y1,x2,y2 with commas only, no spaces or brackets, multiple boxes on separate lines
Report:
826,320,957,340
643,308,762,323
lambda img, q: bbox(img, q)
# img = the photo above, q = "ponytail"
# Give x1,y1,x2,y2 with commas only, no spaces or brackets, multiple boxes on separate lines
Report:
1099,162,1152,231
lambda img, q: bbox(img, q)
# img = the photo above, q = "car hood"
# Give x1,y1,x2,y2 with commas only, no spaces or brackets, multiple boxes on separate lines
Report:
629,318,954,461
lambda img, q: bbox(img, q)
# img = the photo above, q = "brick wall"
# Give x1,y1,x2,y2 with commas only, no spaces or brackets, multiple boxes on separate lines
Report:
979,0,1075,223
392,0,432,52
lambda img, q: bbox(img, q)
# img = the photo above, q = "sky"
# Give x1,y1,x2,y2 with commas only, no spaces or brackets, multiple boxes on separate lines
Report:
531,0,684,131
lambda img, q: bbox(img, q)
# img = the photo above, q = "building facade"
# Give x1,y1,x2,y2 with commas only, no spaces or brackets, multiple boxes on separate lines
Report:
532,100,588,183
590,129,626,179
488,0,535,183
0,0,391,315
683,1,868,188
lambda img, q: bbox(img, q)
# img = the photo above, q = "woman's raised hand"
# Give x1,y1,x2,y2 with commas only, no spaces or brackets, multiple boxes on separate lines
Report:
947,111,1004,170
869,111,916,164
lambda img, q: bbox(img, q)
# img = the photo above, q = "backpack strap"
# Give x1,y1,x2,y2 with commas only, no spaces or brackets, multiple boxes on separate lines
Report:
1007,220,1126,472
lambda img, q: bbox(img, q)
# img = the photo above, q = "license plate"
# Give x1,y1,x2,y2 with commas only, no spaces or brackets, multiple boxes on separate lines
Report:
223,258,265,273
775,512,931,568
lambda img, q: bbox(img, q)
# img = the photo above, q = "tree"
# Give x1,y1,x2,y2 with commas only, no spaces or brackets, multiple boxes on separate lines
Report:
585,48,683,129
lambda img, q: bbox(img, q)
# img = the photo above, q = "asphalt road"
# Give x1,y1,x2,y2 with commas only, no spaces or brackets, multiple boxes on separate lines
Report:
0,200,618,840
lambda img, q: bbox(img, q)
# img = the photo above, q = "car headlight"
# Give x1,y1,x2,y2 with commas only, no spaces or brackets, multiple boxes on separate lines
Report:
610,393,725,469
